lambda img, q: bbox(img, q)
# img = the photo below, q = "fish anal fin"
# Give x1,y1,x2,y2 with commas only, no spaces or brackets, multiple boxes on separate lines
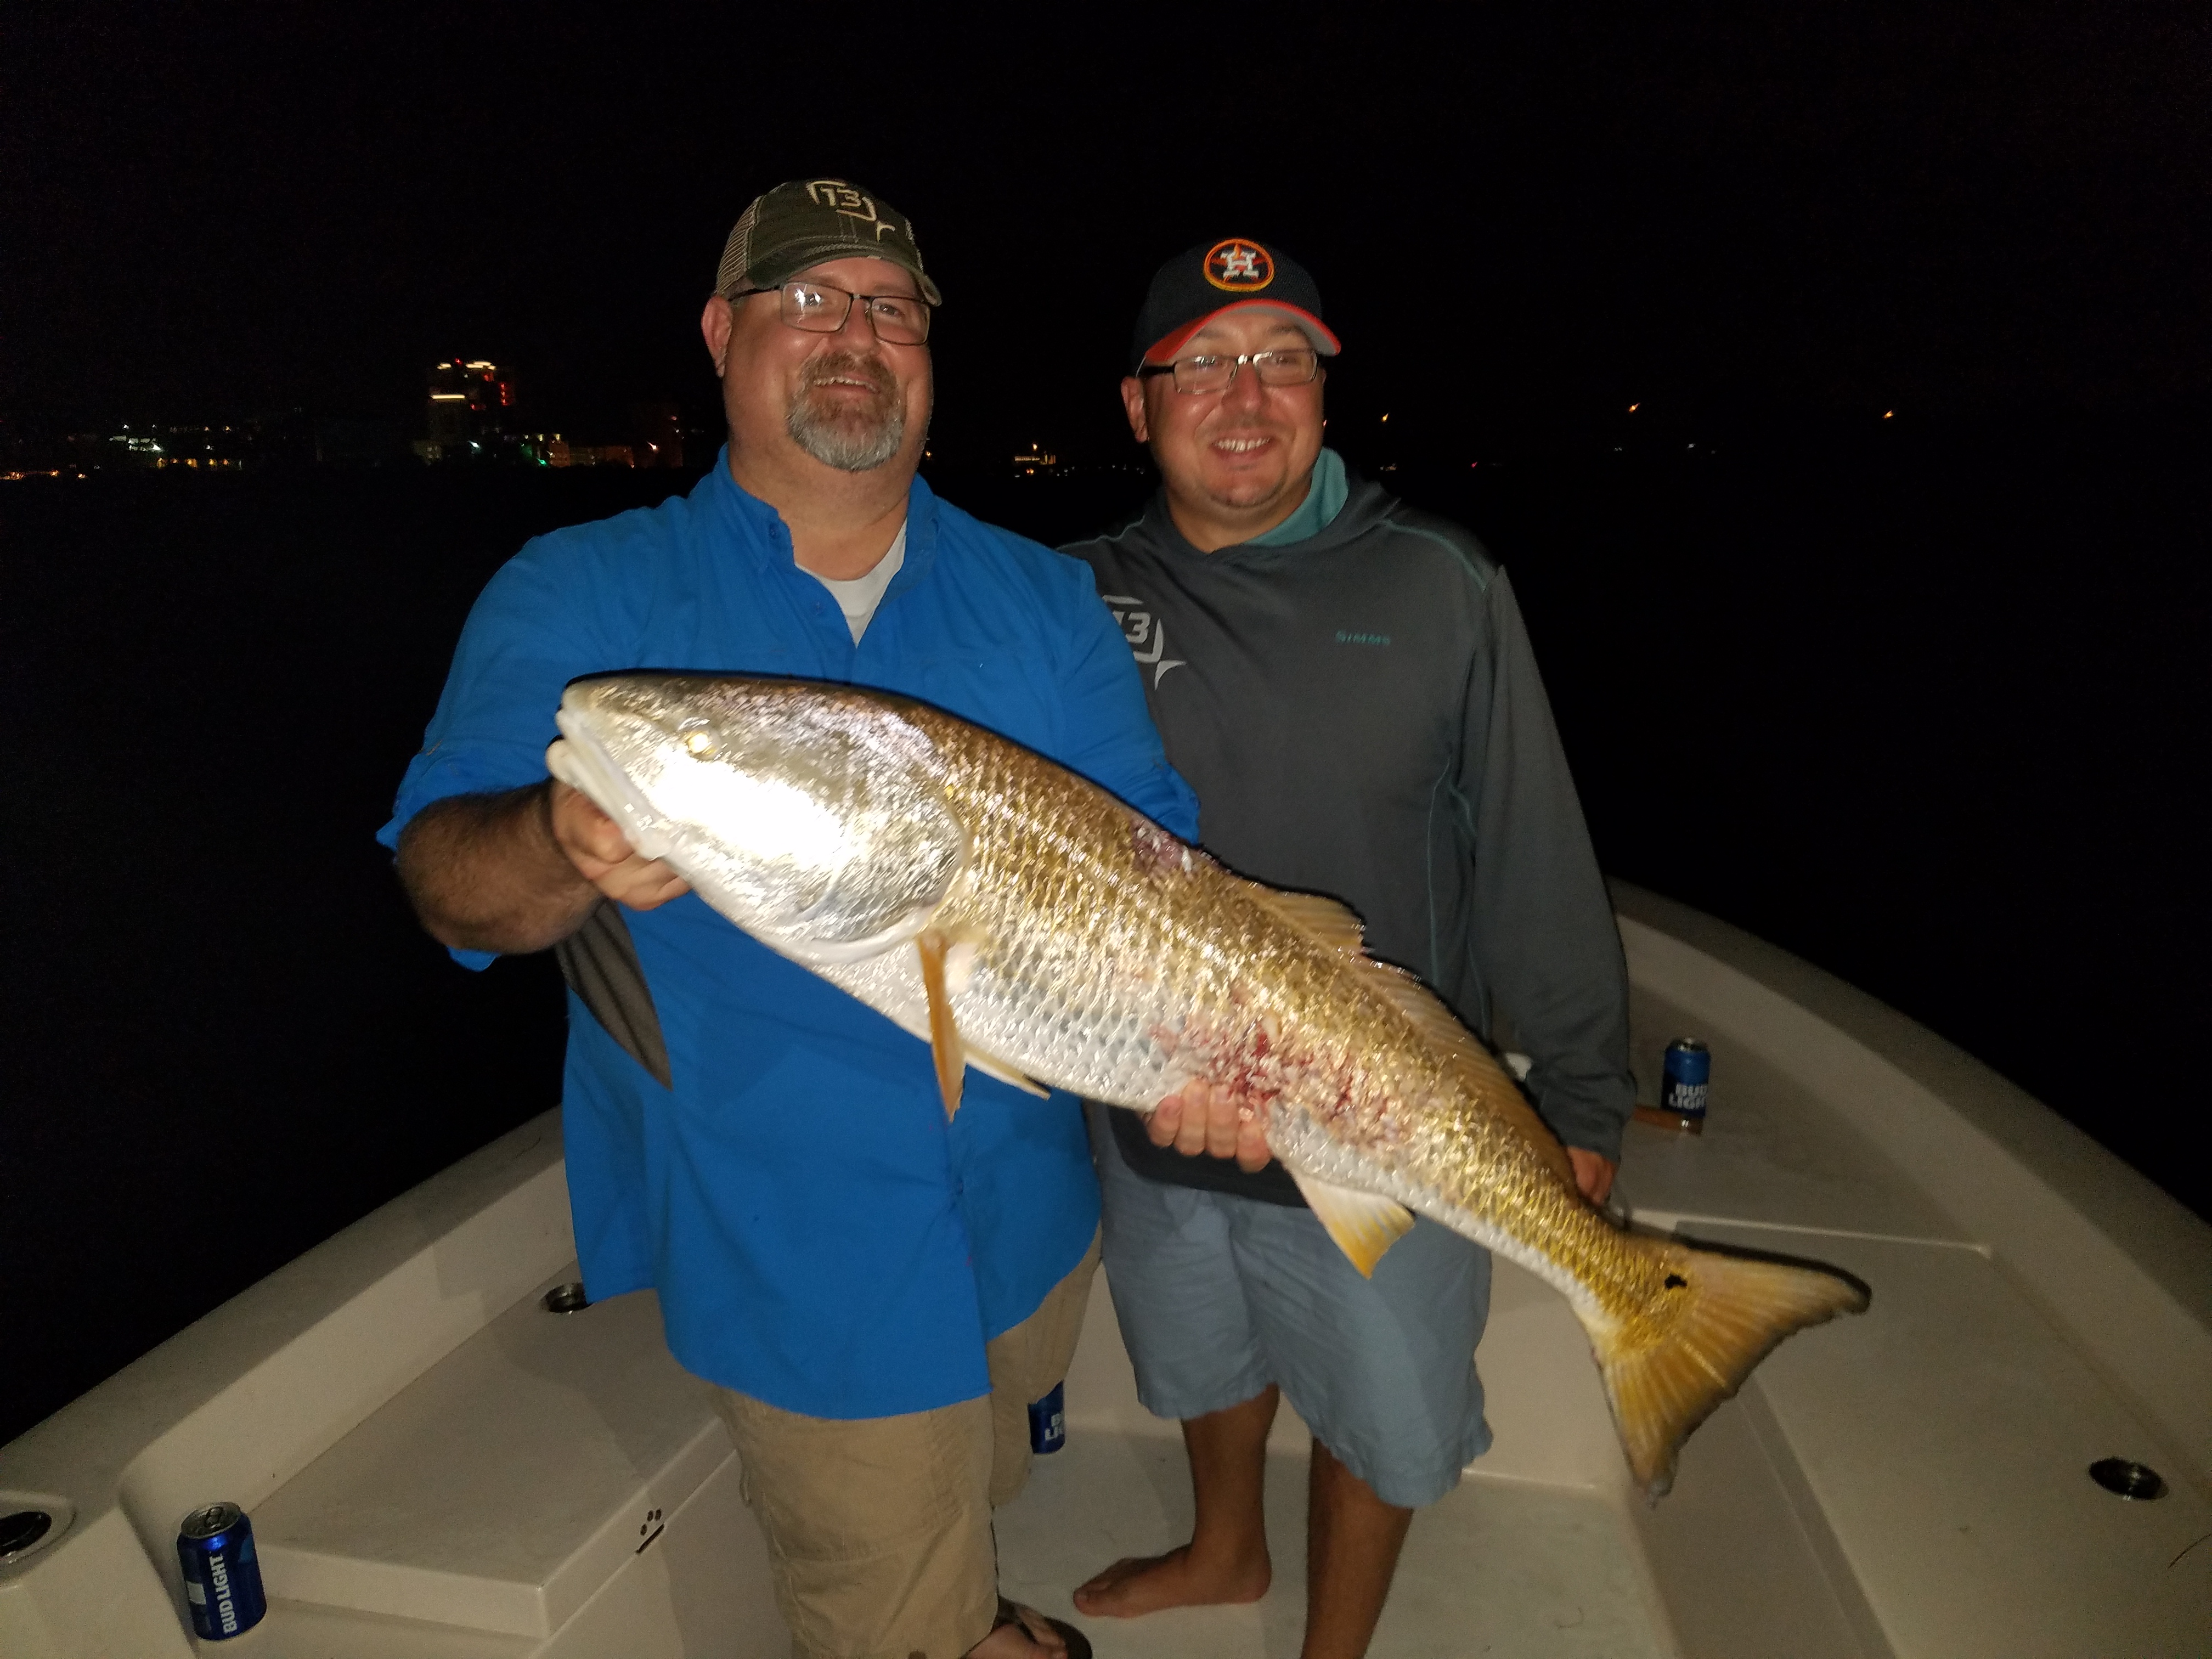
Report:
1358,962,1581,1189
968,1049,1051,1098
1244,885,1367,957
1581,1239,1870,1497
916,929,965,1120
1289,1170,1417,1278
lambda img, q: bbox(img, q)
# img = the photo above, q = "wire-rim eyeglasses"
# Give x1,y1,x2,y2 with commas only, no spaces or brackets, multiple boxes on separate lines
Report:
1138,348,1321,394
729,278,933,345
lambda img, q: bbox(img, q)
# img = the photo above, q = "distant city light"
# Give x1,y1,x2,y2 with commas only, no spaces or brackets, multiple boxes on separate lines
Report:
1883,410,1895,419
1380,413,1390,422
1628,403,1640,413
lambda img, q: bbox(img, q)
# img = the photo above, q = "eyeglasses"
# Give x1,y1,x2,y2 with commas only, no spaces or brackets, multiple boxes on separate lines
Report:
733,278,933,345
1139,348,1320,394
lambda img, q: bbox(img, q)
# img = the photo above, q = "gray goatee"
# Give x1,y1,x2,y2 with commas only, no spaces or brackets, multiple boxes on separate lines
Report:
786,352,906,472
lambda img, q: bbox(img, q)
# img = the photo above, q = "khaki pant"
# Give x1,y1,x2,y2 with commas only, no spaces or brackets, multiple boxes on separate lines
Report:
709,1231,1099,1659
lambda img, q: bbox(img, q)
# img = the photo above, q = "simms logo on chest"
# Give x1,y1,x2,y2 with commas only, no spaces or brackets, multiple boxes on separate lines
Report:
1335,630,1392,647
1102,595,1187,687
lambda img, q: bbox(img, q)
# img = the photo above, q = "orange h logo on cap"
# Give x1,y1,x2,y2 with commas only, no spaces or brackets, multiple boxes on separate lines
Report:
1204,240,1274,292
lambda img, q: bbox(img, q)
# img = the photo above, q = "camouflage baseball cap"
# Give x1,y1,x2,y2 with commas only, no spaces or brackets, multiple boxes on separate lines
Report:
715,178,941,306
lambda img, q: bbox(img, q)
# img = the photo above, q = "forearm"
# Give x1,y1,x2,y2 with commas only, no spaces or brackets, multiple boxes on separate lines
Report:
395,783,602,955
1465,573,1635,1161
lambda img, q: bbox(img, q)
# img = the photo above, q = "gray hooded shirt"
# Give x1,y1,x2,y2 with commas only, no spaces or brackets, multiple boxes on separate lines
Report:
1065,452,1633,1206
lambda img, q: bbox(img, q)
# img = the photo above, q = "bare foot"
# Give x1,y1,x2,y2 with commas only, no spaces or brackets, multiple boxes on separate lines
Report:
1072,1543,1271,1618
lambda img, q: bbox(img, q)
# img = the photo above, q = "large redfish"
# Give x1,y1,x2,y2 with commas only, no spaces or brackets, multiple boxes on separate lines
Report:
546,673,1867,1494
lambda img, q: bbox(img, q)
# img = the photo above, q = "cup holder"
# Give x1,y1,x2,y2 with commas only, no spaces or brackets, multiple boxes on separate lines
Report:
2087,1458,2166,1500
0,1496,72,1565
540,1283,591,1314
1,1510,53,1559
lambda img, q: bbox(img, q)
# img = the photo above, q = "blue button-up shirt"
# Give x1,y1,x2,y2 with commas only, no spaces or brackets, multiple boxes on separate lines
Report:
380,455,1196,1418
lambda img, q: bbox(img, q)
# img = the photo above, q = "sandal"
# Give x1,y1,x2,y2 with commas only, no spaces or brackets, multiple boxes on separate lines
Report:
994,1596,1093,1659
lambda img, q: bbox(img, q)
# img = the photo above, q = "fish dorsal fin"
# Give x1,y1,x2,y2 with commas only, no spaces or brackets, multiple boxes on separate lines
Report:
1289,1170,1417,1278
1243,885,1367,957
1357,961,1580,1188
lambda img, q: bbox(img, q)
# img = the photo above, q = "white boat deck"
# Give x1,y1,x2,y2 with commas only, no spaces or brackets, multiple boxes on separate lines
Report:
1002,1259,1673,1659
4,884,2209,1657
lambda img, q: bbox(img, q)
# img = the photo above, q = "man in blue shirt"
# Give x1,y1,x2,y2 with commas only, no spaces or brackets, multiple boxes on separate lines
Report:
383,179,1193,1659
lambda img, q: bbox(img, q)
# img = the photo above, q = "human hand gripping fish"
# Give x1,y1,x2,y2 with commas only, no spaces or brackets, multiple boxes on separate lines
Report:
545,672,1869,1497
547,780,693,911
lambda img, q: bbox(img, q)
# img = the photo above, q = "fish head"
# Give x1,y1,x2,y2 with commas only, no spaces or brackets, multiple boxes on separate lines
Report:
548,674,969,963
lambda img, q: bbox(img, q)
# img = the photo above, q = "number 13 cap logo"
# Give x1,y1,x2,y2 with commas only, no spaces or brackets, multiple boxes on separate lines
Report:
715,176,942,307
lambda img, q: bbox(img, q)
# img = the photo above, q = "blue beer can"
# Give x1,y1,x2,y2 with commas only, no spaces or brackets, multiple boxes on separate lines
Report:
1660,1039,1712,1127
177,1502,267,1640
1027,1381,1067,1455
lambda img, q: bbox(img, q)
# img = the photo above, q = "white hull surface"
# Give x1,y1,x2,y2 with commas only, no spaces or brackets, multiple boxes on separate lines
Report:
4,884,2208,1657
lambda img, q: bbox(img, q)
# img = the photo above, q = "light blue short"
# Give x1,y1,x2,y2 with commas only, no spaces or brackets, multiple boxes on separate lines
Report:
1087,1107,1493,1509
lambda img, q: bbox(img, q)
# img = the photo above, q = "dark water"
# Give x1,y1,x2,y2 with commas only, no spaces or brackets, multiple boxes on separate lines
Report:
3,424,2203,1448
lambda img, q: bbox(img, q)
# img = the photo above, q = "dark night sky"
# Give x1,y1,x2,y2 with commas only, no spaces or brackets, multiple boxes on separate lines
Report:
4,3,2206,454
3,4,2209,1448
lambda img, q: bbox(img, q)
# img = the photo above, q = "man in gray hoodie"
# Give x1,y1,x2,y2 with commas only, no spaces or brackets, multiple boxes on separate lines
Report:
1063,238,1634,1658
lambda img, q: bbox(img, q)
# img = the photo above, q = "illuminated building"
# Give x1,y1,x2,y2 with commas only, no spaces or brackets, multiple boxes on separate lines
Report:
415,360,517,463
1012,443,1059,477
81,424,252,472
520,434,635,469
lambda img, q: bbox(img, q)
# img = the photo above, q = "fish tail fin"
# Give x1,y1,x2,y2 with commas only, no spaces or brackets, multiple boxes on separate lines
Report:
1578,1239,1869,1497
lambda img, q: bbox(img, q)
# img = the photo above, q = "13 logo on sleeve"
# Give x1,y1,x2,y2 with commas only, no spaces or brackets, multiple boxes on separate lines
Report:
1102,595,1188,687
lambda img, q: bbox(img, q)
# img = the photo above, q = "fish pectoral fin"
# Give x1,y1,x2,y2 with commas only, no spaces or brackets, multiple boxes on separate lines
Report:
1288,1171,1416,1279
967,1049,1051,1098
916,929,965,1120
911,934,1043,1104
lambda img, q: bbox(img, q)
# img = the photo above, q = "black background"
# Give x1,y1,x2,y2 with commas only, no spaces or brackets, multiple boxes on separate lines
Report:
3,4,2207,1449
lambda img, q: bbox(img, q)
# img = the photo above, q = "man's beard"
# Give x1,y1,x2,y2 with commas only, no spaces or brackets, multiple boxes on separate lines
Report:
785,352,908,472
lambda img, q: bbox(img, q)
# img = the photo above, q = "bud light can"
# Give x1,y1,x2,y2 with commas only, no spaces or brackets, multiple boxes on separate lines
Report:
177,1502,267,1640
1660,1039,1712,1128
1027,1381,1067,1455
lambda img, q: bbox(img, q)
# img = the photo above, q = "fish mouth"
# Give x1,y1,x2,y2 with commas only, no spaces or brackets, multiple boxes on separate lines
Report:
547,708,673,862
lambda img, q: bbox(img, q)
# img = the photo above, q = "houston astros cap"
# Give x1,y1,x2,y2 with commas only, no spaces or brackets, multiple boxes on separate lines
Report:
715,178,941,306
1130,237,1340,374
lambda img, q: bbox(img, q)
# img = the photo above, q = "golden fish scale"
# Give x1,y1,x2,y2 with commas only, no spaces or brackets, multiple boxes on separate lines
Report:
906,708,1678,1327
